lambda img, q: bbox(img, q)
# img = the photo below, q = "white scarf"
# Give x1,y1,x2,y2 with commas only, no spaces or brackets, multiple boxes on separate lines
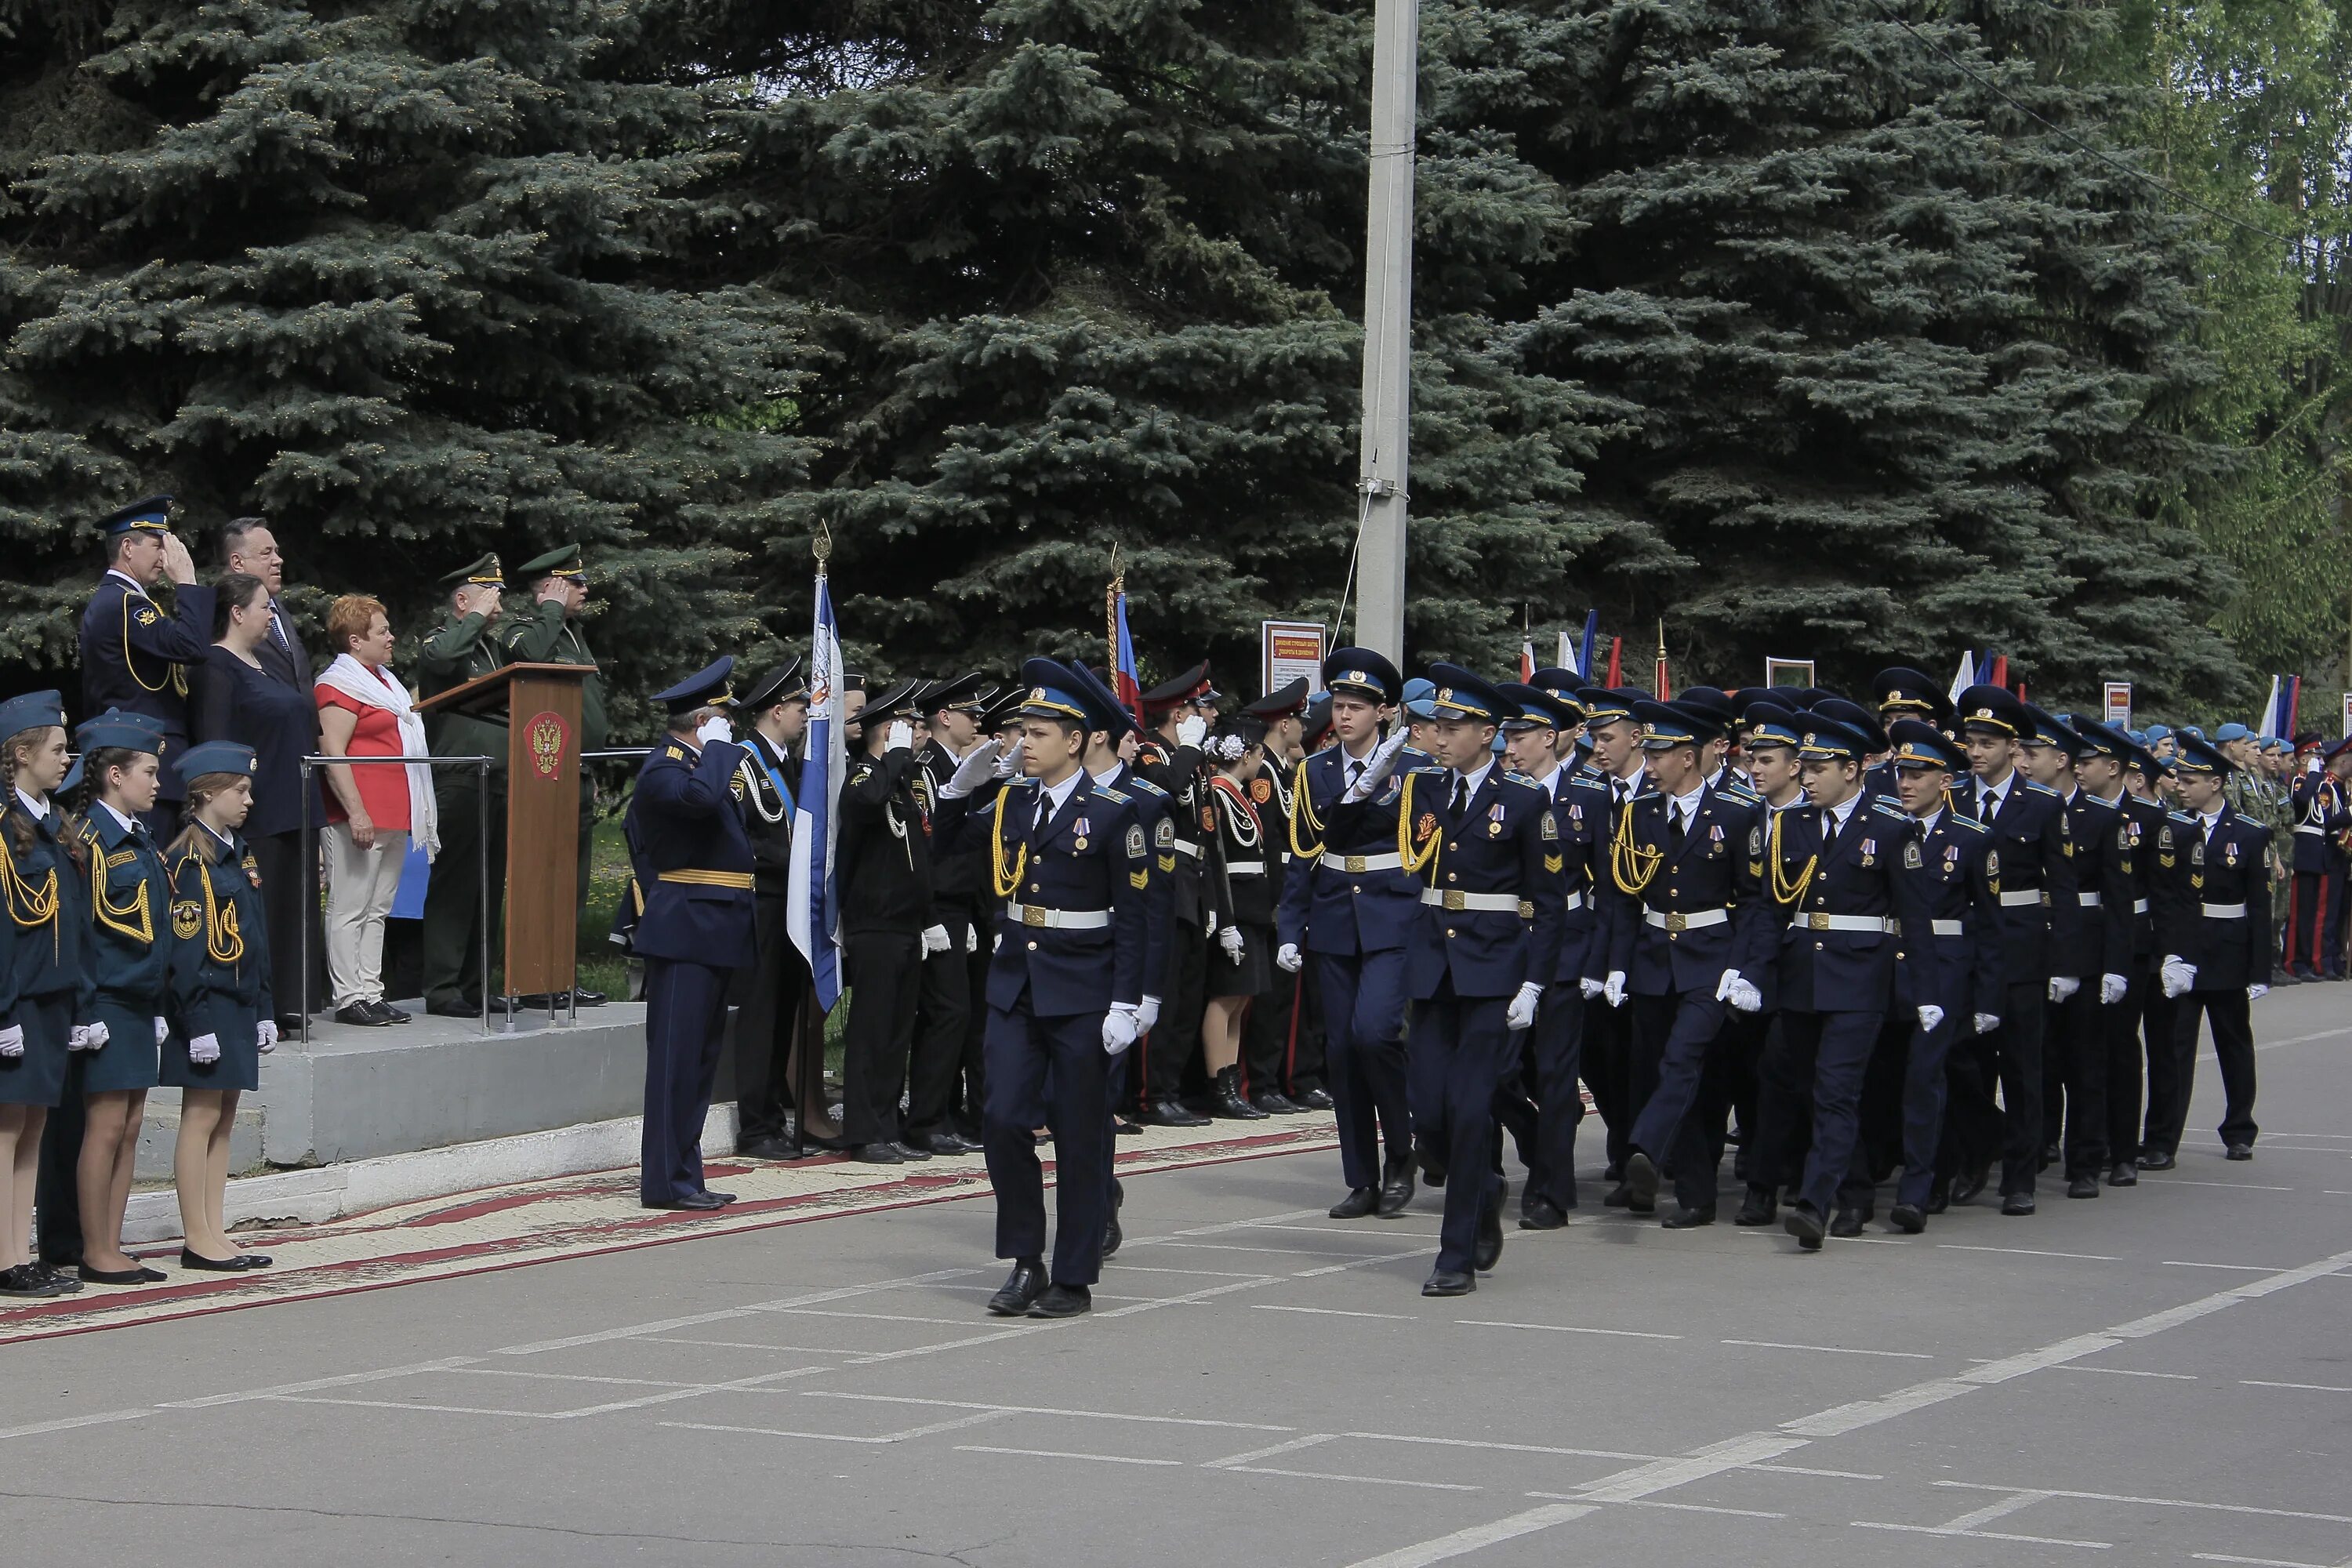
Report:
317,652,440,862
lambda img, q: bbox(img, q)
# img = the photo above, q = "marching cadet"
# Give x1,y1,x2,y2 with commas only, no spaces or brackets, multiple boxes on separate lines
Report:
933,659,1151,1319
906,673,992,1155
1868,667,1953,797
1526,668,1588,771
1272,691,1338,1111
2147,733,2270,1163
833,678,946,1163
1200,713,1276,1119
162,741,277,1271
1391,667,1562,1294
729,661,813,1158
1726,700,1806,1218
1572,686,1652,1195
1239,680,1317,1112
1275,650,1418,1221
2282,733,2346,981
78,496,216,837
1603,699,1769,1227
1497,682,1606,1229
2125,745,2188,1169
2325,738,2352,980
1748,713,1914,1247
2071,717,2179,1189
1131,666,1216,1127
2018,706,2111,1192
622,659,755,1210
500,544,608,1009
416,554,510,1018
0,693,87,1299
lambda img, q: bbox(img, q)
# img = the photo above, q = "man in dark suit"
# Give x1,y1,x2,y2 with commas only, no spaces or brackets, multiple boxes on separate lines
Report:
623,658,757,1210
221,517,310,687
729,660,811,1157
76,495,214,836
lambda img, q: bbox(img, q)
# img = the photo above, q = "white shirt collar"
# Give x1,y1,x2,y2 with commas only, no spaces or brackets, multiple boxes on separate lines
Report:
2200,804,2226,830
1523,757,1560,787
105,568,151,597
1454,758,1494,797
201,819,235,852
1088,763,1123,790
1824,791,1863,829
97,800,140,834
1038,769,1085,814
1918,806,1944,835
1980,773,2009,805
1704,765,1726,790
14,786,47,820
1670,781,1705,817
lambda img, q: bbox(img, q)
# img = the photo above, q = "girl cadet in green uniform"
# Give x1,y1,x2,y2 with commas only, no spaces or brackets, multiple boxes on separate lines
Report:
0,693,91,1299
162,742,274,1271
70,713,174,1285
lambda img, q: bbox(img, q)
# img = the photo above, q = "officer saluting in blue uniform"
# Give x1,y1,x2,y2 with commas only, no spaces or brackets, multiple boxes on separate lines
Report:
76,496,215,835
935,659,1151,1319
623,658,756,1211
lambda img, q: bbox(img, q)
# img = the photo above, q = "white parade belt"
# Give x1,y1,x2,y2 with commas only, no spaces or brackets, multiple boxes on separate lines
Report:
1321,850,1403,873
2134,898,2150,914
1225,859,1266,877
2200,902,2249,920
1565,891,1585,912
1005,903,1110,930
1171,840,1202,858
1927,918,1963,937
2295,824,2325,836
2078,891,2102,907
1644,908,1730,932
1788,913,1896,934
1421,890,1526,913
1997,890,2047,907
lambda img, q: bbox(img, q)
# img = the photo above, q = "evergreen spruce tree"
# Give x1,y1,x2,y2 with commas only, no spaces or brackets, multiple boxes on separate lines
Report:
0,0,805,717
1478,0,2241,706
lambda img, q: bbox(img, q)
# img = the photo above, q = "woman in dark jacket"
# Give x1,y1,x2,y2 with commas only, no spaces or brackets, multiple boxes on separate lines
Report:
1201,714,1272,1120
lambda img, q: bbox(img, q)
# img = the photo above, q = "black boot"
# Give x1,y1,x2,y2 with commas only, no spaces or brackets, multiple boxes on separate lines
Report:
1212,1065,1269,1120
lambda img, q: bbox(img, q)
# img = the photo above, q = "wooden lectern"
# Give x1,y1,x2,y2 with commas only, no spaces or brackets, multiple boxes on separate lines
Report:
415,662,595,1002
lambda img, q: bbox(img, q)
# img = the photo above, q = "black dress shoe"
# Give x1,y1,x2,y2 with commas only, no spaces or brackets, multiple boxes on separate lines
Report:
1473,1199,1504,1272
31,1263,82,1294
571,987,607,1007
1293,1087,1334,1110
1734,1185,1778,1226
1329,1188,1378,1219
1250,1091,1302,1115
643,1191,728,1210
2066,1174,2100,1200
1783,1203,1825,1251
2107,1161,2138,1187
739,1135,800,1160
368,999,412,1024
1414,1140,1448,1188
274,1012,310,1033
2040,1141,2060,1171
1028,1283,1091,1318
915,1131,978,1156
851,1142,909,1164
1888,1203,1926,1234
2225,1142,2254,1161
1602,1181,1632,1209
1377,1157,1416,1217
1102,1210,1123,1258
1142,1098,1211,1129
1421,1269,1475,1297
333,1003,390,1028
1924,1178,1951,1215
424,1000,480,1019
77,1264,155,1285
1951,1162,1991,1204
987,1261,1047,1316
179,1250,256,1272
1113,1118,1143,1135
2140,1149,2176,1171
1829,1207,1870,1239
1624,1152,1660,1215
0,1265,74,1298
2002,1192,2037,1217
887,1141,934,1161
1663,1207,1715,1230
1519,1196,1567,1231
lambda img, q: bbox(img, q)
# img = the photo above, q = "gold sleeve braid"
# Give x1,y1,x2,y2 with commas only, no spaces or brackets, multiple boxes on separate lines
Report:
1287,757,1322,859
1609,799,1663,895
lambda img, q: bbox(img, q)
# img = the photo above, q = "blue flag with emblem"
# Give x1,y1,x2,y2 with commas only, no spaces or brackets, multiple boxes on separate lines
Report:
786,565,846,1010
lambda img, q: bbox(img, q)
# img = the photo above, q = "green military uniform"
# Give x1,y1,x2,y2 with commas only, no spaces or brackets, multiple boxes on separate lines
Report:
502,543,608,1005
417,553,512,1014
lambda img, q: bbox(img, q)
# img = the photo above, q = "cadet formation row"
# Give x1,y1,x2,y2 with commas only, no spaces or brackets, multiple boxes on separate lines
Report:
614,636,2350,1315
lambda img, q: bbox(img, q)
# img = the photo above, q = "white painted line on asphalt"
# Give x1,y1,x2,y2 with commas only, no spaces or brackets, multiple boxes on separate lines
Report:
1938,1243,2122,1261
1722,1338,1930,1359
548,1363,833,1417
2240,1379,2352,1393
1573,1433,1813,1503
1156,1241,1406,1257
0,1408,152,1441
260,1395,557,1419
1934,1479,2352,1524
2191,1555,2343,1568
162,1356,486,1407
1341,1503,1598,1568
2165,1180,2297,1191
493,1269,985,1356
641,1337,858,1354
1527,1492,1785,1519
662,1409,1011,1444
1745,1463,1884,1479
921,1283,1157,1301
1851,1520,2111,1549
2165,1260,2284,1271
453,1368,705,1388
2042,1363,2197,1381
1103,1264,1278,1278
1252,1304,1415,1319
1460,1319,1682,1341
1352,1432,1664,1462
957,1444,1181,1466
1250,1224,1448,1239
1203,1433,1337,1468
844,1323,1063,1364
801,1390,1297,1431
771,1307,980,1325
1234,1465,1482,1492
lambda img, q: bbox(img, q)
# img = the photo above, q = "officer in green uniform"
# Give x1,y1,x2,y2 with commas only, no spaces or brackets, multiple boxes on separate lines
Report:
416,554,511,1018
500,544,608,1007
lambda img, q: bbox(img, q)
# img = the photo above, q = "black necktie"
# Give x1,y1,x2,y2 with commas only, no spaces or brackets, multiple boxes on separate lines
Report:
1820,813,1837,855
1450,776,1469,822
1032,791,1054,843
1979,786,1995,823
1669,802,1688,853
1348,760,1364,793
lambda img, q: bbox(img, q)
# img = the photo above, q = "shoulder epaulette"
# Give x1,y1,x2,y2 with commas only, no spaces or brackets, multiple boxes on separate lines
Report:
662,743,688,762
1566,771,1609,793
2167,809,2198,826
1093,785,1131,807
2022,780,2061,797
1870,797,1910,821
1124,775,1167,799
1951,815,1991,834
1716,782,1760,804
1504,770,1537,787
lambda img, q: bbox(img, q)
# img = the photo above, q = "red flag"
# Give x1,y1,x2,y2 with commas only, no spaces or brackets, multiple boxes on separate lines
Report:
1606,636,1622,687
1519,641,1536,682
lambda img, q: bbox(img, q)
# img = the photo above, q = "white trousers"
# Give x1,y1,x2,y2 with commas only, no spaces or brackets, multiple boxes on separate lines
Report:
323,826,408,1007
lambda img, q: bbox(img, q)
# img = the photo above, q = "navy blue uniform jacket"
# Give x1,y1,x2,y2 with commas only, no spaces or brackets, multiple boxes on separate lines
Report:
1974,778,2082,984
1767,796,1915,1014
2161,805,2272,989
1537,764,1613,985
78,574,216,787
1887,807,2001,1021
1399,765,1564,1001
1278,743,1432,958
1601,781,1770,995
625,735,758,971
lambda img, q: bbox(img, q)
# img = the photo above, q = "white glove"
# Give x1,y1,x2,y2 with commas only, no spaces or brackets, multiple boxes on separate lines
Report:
1714,969,1741,1003
67,1025,101,1052
1218,924,1243,963
188,1033,222,1065
1603,971,1628,1008
697,714,734,745
1135,995,1161,1033
993,738,1024,779
965,925,979,954
920,924,951,956
1725,978,1763,1014
1973,1012,2000,1035
1506,981,1541,1031
1342,728,1412,804
2048,976,2080,1004
0,1025,21,1059
1276,942,1303,974
1203,909,1217,936
884,720,913,754
1176,714,1209,749
1579,977,1605,1000
256,1018,278,1054
2100,973,2128,1006
941,739,1000,800
154,1015,169,1046
1917,1004,1945,1033
1102,1004,1139,1055
2159,956,2195,999
2247,983,2270,1001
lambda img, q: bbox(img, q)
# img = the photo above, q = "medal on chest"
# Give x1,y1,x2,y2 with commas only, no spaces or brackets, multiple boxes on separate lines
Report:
2223,840,2238,868
1859,837,1877,866
1073,815,1091,851
1486,802,1505,837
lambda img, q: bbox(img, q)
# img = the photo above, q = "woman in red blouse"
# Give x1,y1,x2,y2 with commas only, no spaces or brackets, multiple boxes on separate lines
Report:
315,596,426,1026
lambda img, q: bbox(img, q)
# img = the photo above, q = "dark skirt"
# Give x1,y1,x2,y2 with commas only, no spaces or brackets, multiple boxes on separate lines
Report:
1207,920,1273,1000
159,1011,262,1094
0,991,71,1107
83,996,162,1094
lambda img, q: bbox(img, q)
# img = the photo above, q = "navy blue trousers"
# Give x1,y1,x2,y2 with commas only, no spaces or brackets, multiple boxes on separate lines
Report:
1628,990,1731,1210
1759,1008,1882,1216
641,959,733,1205
1943,981,2044,1196
985,995,1111,1286
1893,1011,1958,1208
1406,986,1514,1274
1523,978,1586,1210
1311,951,1412,1192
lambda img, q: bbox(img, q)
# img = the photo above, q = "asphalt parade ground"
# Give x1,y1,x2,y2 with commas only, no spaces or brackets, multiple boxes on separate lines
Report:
5,987,2351,1568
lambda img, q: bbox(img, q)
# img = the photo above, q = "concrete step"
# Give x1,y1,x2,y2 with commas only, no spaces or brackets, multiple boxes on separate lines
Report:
133,1090,267,1182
